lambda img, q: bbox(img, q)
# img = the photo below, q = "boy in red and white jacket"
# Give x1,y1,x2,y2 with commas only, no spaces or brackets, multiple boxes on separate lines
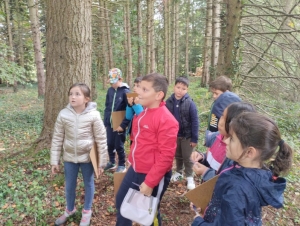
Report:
115,73,179,226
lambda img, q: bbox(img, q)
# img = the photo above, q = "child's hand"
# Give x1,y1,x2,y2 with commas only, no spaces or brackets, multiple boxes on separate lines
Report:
98,167,104,175
127,97,134,106
134,97,140,105
193,162,208,176
139,182,153,197
115,126,124,133
190,142,197,148
51,165,60,175
190,202,202,218
190,151,203,162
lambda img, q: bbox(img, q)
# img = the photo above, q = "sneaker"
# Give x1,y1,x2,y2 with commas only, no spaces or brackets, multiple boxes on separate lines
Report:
187,177,196,190
55,208,76,225
116,166,126,173
79,209,92,226
104,162,116,171
171,172,183,182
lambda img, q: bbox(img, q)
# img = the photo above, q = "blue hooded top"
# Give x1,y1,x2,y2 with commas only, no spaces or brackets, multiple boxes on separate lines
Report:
104,83,130,129
192,163,286,226
208,91,241,132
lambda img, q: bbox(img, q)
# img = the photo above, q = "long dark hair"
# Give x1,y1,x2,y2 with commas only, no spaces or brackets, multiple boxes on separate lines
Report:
230,112,293,176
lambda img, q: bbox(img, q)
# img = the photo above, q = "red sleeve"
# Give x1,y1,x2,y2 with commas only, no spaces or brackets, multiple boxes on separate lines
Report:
144,114,178,188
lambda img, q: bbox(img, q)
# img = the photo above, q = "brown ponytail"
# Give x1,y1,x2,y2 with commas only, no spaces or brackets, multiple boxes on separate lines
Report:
268,141,293,177
230,112,293,176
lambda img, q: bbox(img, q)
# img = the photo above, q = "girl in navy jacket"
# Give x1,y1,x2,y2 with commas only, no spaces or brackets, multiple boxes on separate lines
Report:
191,112,293,226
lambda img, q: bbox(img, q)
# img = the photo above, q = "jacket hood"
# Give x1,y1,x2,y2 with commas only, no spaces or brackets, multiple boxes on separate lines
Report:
212,91,241,118
66,102,97,114
235,164,286,208
120,82,130,89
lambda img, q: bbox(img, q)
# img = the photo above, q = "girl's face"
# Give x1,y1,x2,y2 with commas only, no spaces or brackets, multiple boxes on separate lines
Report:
224,131,244,162
133,82,139,93
69,86,89,112
218,108,228,136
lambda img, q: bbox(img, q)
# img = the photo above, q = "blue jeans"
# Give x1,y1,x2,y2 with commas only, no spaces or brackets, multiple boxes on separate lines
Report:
64,162,94,211
115,166,172,226
106,126,126,166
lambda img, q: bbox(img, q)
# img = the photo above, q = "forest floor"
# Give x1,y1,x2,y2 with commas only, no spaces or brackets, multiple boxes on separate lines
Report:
0,83,299,226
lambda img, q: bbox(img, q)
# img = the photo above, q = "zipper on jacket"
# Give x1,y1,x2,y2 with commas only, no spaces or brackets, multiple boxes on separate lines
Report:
132,108,147,171
75,114,78,162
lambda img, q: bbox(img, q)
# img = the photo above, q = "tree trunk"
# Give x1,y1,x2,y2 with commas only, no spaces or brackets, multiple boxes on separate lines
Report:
201,0,212,86
149,0,155,73
164,0,169,79
28,0,45,97
146,0,154,74
137,0,143,76
5,0,17,92
36,0,92,150
223,0,242,77
104,1,114,69
123,6,128,81
16,0,25,76
125,0,133,86
215,0,226,77
171,1,176,82
99,0,108,89
210,0,221,79
174,0,179,78
185,0,190,76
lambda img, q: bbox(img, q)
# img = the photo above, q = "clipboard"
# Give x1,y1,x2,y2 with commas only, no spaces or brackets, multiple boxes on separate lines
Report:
126,93,138,98
185,175,219,214
89,142,99,179
111,111,126,131
114,172,127,197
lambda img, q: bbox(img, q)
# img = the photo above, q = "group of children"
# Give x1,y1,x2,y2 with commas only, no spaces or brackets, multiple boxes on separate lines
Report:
50,69,293,226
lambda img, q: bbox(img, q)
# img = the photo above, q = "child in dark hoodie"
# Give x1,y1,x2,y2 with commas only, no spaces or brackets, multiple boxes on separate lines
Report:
207,75,240,132
191,112,293,225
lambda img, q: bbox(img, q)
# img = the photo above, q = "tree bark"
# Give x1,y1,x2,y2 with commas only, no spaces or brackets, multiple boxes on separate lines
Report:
211,0,221,79
36,0,92,150
104,1,114,69
5,0,17,92
99,0,108,89
223,0,242,77
125,0,133,86
185,0,190,76
201,0,212,86
137,0,143,76
146,0,155,73
28,0,45,97
164,0,170,79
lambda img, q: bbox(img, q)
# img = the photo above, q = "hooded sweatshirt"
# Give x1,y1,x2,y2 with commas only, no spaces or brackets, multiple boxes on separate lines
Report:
208,91,241,132
104,82,130,129
192,163,286,226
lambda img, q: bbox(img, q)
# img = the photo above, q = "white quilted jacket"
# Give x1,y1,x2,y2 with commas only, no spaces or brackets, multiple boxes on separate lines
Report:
50,102,107,167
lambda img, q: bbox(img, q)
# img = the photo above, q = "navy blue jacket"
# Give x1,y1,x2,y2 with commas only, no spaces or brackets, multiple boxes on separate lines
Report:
166,93,199,143
192,163,286,226
104,83,130,129
208,91,241,132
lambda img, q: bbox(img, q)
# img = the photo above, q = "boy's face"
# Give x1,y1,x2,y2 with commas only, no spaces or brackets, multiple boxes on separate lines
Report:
174,82,188,100
210,88,224,100
110,80,121,89
133,82,139,93
137,80,163,108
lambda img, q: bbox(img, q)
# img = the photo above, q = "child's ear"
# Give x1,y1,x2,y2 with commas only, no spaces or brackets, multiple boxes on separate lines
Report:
155,91,164,101
246,146,258,159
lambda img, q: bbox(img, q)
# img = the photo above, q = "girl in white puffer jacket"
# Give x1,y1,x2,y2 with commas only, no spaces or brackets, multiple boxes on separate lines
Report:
50,83,107,226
